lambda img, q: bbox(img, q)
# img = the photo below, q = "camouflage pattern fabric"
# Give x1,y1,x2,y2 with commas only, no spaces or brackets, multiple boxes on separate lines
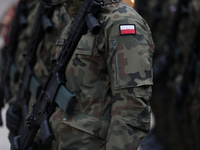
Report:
49,1,154,149
33,3,71,86
27,1,71,119
4,0,39,144
9,0,40,99
30,0,71,111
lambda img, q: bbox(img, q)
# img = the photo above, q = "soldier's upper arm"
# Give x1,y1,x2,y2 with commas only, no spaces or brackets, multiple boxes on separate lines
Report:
106,17,154,90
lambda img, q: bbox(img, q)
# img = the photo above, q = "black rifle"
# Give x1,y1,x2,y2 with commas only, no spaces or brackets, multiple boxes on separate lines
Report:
0,0,28,127
13,0,57,139
153,0,189,83
174,16,200,122
14,0,103,149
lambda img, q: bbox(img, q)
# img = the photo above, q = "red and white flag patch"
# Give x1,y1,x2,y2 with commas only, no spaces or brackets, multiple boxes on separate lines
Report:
120,24,136,35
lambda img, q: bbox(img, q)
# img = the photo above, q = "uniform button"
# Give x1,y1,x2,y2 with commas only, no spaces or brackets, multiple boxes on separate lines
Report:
63,118,67,121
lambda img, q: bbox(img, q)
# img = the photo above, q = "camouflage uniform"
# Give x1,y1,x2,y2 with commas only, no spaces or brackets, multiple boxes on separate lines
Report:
29,0,71,112
5,0,40,144
10,0,40,100
49,0,154,149
7,0,70,145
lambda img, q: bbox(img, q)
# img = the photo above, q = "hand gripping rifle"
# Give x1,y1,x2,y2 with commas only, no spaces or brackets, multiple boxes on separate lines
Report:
153,0,189,83
14,0,57,136
174,16,200,122
14,0,103,149
0,0,28,126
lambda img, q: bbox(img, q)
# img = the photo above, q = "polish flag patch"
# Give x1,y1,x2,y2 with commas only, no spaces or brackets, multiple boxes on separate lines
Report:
120,24,136,35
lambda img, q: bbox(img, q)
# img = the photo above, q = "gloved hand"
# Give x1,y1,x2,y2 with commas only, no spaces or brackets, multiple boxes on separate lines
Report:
11,135,38,150
6,101,21,132
11,135,20,150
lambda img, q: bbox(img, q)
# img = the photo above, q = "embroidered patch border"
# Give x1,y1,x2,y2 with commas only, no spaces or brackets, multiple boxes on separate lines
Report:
119,24,136,35
55,38,65,46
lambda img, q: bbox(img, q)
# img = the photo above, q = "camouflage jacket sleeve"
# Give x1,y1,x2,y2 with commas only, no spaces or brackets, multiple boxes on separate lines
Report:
102,7,154,149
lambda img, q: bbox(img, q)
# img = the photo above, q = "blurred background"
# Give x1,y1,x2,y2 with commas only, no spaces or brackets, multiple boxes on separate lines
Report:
0,0,16,149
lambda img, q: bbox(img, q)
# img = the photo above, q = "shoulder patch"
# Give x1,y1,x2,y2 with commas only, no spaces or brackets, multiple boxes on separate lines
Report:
55,38,65,46
119,24,136,35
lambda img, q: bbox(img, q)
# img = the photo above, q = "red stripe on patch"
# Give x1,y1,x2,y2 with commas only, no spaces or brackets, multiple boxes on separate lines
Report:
121,29,135,34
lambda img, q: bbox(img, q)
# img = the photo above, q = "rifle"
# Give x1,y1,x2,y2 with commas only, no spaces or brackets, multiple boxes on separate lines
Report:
174,16,200,122
153,0,189,83
14,0,103,149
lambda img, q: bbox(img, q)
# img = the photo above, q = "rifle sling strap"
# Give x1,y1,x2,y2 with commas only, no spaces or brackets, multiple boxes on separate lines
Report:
29,76,42,99
103,0,121,6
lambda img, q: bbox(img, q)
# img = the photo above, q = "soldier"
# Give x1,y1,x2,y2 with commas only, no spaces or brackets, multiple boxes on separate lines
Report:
140,0,200,150
5,0,40,144
33,0,154,149
6,0,71,146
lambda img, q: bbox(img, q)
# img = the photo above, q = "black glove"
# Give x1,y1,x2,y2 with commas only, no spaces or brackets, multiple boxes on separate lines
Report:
11,135,20,150
6,101,21,132
11,135,38,150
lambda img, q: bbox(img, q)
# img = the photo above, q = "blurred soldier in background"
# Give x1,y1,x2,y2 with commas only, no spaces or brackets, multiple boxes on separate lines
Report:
2,0,40,144
0,1,15,127
0,3,15,47
135,0,200,150
2,0,70,147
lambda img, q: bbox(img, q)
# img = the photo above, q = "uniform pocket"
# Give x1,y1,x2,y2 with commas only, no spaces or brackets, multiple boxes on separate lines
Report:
109,35,154,90
61,110,109,140
75,34,95,56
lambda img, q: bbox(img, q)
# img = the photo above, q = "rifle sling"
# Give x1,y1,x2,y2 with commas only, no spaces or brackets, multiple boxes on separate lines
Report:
29,76,42,99
9,63,19,83
102,0,120,6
